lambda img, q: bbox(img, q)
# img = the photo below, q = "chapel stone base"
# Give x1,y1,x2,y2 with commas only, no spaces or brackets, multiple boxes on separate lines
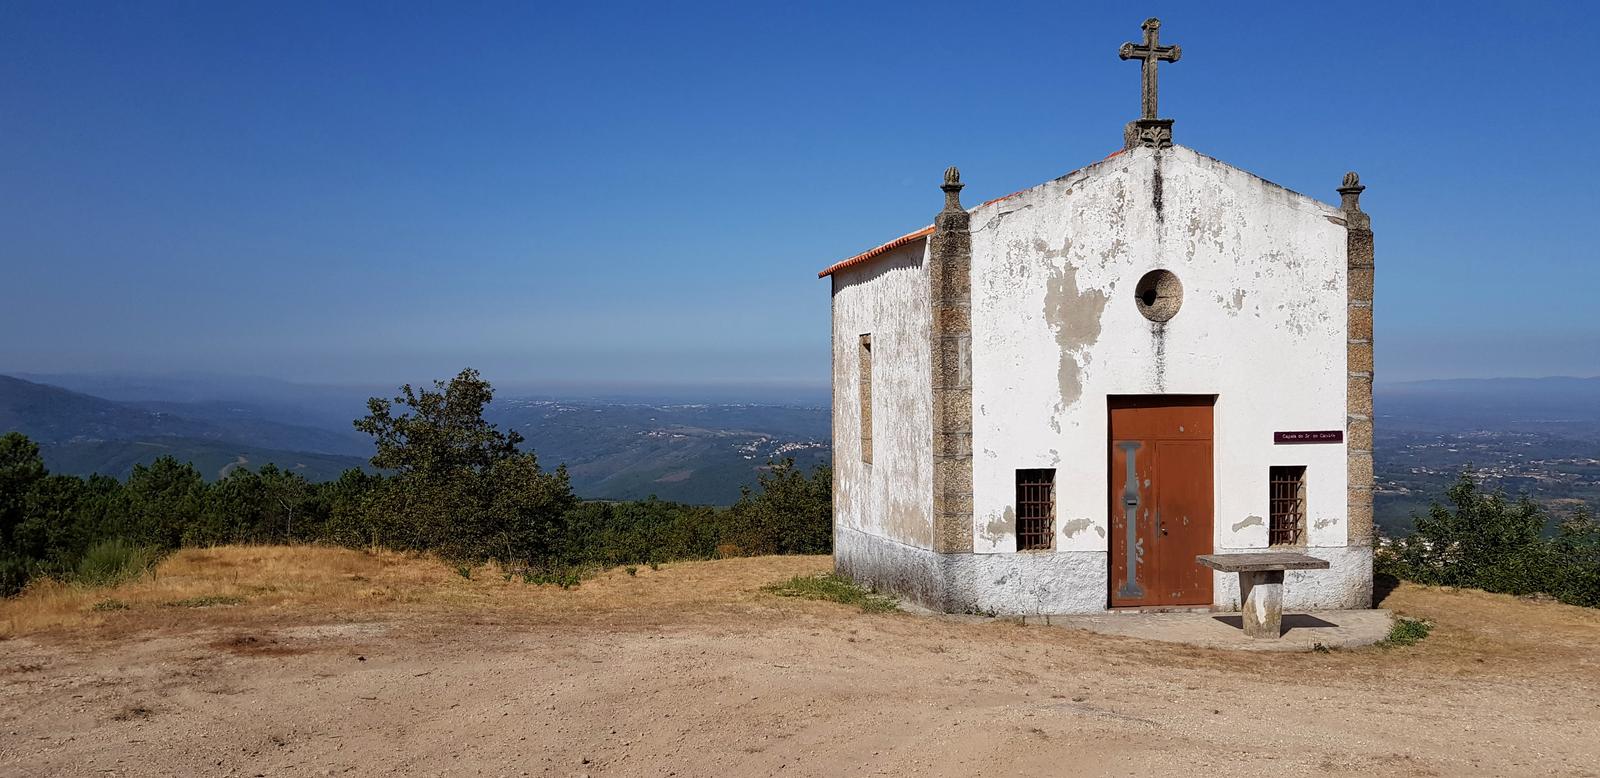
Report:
835,526,1374,616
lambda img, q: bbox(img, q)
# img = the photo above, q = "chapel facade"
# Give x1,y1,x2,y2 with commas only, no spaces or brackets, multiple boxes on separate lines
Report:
821,19,1375,615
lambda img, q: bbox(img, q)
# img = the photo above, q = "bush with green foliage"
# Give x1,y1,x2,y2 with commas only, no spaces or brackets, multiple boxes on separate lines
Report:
720,458,832,557
1380,616,1433,647
1379,470,1599,608
762,572,897,613
73,539,158,588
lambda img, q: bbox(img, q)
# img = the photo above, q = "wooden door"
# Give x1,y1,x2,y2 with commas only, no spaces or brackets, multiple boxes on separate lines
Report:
1108,396,1214,608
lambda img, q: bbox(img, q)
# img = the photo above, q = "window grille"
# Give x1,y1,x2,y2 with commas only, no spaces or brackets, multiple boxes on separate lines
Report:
1016,469,1055,551
1269,466,1307,546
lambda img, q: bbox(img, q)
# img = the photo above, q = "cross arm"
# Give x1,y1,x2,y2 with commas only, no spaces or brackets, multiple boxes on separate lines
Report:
1118,43,1181,62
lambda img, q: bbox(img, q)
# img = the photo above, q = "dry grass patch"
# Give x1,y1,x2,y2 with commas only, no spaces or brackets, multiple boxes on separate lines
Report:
1372,579,1600,672
0,545,834,638
0,545,457,637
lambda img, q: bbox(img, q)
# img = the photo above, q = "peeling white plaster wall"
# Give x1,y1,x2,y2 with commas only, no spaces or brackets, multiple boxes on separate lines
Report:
831,241,934,549
966,145,1355,609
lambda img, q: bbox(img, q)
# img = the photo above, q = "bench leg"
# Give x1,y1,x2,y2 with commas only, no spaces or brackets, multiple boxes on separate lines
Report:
1239,570,1285,639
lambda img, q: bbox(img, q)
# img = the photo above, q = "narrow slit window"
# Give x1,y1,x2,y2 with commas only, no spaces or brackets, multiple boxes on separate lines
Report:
858,334,872,464
1269,466,1307,546
1016,469,1055,551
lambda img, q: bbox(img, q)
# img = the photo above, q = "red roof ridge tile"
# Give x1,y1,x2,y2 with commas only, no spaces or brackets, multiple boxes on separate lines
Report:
816,225,934,279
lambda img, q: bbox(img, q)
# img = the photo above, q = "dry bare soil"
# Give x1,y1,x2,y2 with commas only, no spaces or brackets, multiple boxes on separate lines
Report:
2,547,1598,777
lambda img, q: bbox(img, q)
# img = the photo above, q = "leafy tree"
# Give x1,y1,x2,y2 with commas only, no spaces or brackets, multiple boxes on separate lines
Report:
354,368,522,476
13,474,91,574
319,468,383,548
257,464,312,543
1393,472,1548,593
354,369,575,564
476,453,577,563
1547,506,1600,606
0,432,48,550
722,459,832,556
118,456,207,550
195,466,265,546
1376,470,1600,604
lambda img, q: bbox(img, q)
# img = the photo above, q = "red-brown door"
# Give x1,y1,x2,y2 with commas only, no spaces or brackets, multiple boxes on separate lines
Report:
1108,396,1214,608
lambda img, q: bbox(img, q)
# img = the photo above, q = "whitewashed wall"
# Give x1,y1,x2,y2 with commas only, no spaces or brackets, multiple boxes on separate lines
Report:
967,145,1355,607
831,242,933,550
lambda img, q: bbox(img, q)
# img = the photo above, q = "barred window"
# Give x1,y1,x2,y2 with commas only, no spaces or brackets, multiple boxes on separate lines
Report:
1016,469,1055,551
1269,466,1307,546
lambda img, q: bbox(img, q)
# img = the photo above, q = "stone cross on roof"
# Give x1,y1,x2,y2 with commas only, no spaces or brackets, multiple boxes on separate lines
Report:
1118,18,1182,149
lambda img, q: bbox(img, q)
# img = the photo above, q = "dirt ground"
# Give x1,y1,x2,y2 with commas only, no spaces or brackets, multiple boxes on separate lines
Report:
2,547,1598,777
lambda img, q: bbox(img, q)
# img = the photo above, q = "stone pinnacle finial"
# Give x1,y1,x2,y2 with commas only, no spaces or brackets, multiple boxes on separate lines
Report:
941,166,964,212
1338,171,1365,213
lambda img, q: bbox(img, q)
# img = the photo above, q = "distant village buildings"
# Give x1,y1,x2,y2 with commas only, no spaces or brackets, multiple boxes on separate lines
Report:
822,19,1375,614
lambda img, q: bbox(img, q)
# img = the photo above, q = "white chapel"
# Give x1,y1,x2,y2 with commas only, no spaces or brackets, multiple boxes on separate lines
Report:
821,19,1375,616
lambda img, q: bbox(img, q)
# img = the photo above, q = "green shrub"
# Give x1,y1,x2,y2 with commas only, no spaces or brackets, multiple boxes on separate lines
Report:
0,553,34,598
73,539,158,588
721,459,832,557
162,595,244,608
1380,617,1433,647
1379,471,1599,608
523,569,583,589
763,573,897,613
625,566,638,576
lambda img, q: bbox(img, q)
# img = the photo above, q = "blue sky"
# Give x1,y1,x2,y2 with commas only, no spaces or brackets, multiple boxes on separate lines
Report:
2,1,1596,389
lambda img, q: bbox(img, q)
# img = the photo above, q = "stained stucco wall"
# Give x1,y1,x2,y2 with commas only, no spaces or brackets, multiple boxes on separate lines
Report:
831,241,934,550
967,145,1355,606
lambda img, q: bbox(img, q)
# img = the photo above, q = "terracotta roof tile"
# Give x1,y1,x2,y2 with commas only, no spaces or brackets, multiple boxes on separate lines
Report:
816,225,934,278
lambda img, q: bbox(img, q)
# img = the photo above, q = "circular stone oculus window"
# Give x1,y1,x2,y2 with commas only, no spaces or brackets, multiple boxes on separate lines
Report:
1134,269,1183,321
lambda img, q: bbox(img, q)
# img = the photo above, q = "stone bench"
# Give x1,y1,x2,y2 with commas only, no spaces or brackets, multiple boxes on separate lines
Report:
1195,552,1331,639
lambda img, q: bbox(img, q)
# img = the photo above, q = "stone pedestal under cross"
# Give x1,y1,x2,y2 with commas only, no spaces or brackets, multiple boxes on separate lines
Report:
1196,553,1332,638
1119,17,1182,149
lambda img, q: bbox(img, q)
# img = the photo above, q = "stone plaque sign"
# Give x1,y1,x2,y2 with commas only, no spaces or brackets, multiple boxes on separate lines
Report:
1273,430,1344,444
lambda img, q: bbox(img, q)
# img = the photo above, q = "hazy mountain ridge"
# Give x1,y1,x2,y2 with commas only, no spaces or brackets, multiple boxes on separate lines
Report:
488,398,830,505
4,373,1596,517
0,375,372,481
0,374,219,444
0,375,831,503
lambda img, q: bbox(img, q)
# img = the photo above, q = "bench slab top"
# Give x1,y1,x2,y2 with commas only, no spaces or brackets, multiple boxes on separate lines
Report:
1195,552,1332,572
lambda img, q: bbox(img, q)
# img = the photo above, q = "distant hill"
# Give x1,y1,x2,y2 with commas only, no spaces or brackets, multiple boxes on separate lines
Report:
42,438,369,482
0,374,831,503
488,399,829,505
0,374,217,443
8,371,1593,516
0,375,370,481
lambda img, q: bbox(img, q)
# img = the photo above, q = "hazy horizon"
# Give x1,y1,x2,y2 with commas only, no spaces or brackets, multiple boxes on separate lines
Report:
10,367,1598,405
